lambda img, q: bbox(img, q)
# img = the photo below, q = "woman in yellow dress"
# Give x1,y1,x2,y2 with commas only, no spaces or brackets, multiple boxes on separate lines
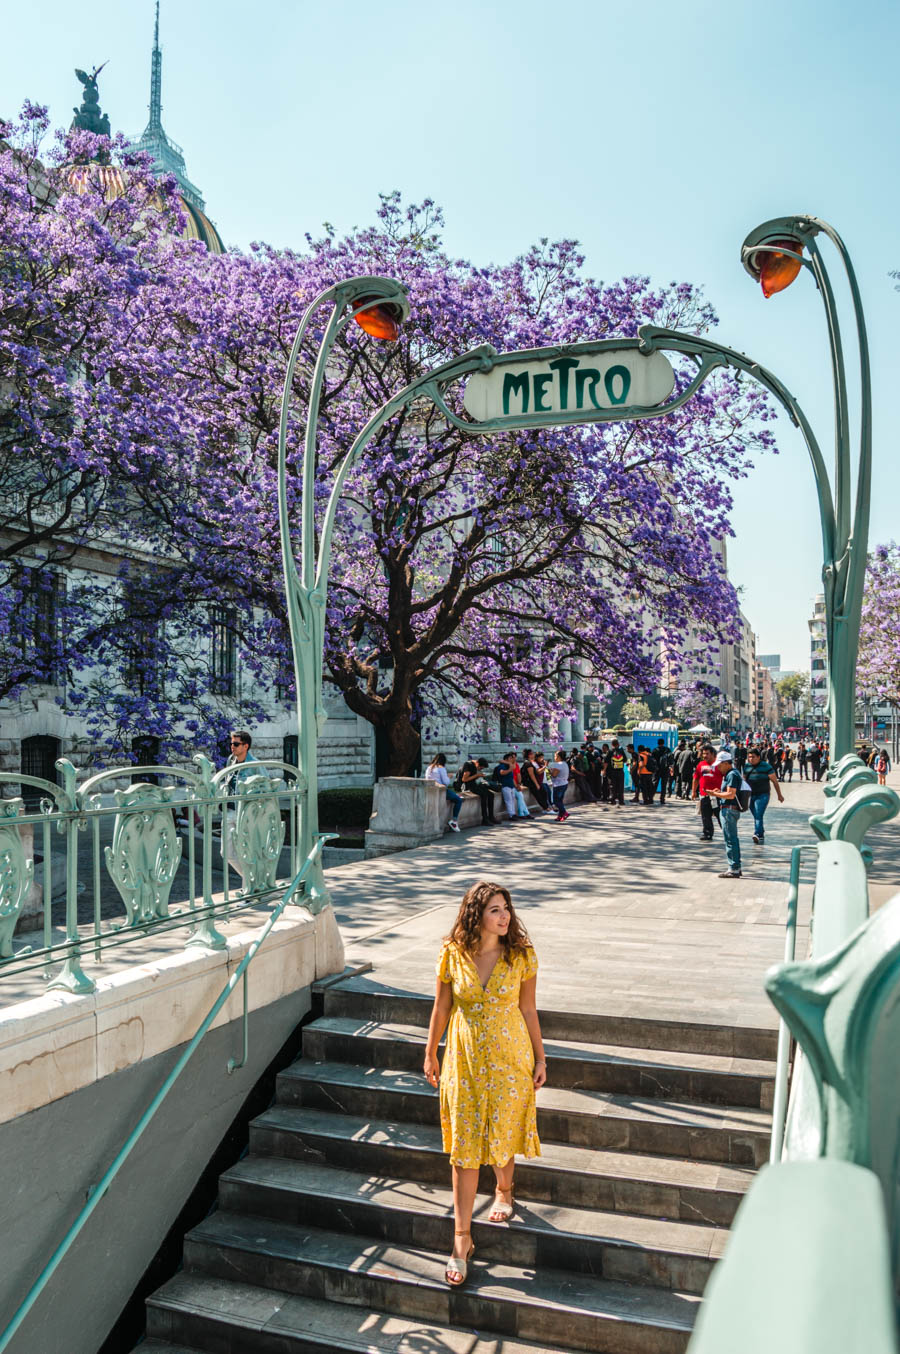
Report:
423,880,546,1285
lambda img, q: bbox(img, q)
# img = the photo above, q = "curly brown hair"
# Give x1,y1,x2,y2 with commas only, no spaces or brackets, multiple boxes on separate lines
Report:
448,880,531,963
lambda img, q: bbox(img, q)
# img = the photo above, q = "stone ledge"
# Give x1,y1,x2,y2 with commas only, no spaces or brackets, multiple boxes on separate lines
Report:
0,903,344,1124
364,777,576,856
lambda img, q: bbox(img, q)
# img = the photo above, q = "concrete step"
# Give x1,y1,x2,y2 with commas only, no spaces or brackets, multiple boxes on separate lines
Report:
318,975,778,1060
137,1342,200,1354
250,1106,752,1226
145,1271,604,1354
219,1155,723,1294
301,1017,775,1109
278,1058,771,1168
182,1211,699,1354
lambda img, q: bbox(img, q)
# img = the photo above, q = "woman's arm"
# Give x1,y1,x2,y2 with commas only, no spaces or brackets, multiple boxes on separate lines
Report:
518,976,547,1089
423,977,453,1086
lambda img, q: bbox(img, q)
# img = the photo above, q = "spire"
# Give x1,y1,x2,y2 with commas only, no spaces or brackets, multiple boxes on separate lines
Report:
147,0,162,133
127,0,224,250
132,0,206,212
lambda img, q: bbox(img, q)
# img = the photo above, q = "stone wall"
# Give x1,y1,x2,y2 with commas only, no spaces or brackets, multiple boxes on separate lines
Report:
0,904,344,1354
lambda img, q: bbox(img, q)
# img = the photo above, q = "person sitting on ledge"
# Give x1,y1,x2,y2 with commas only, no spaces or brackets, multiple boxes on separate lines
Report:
425,752,462,832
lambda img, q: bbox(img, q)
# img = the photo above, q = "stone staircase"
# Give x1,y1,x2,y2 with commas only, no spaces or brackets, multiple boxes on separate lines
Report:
139,973,775,1354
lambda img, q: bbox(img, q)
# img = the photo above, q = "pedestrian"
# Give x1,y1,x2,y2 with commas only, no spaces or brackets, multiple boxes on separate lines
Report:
876,747,891,786
548,750,570,820
692,742,722,841
808,742,822,782
597,743,611,802
423,881,546,1286
493,752,531,823
607,740,626,806
510,755,534,818
628,745,641,803
535,752,553,807
460,757,497,826
637,745,658,805
568,747,597,802
798,742,809,780
655,739,672,804
782,746,794,782
673,740,690,799
222,729,261,889
708,751,744,879
425,753,463,832
771,745,784,781
521,749,551,812
744,746,784,845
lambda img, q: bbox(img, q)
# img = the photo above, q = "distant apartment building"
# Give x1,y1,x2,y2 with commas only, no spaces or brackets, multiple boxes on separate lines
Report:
754,660,781,727
809,594,828,728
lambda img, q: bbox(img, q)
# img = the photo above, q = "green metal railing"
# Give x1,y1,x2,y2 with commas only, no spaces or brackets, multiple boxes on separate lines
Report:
0,832,331,1354
768,843,804,1164
0,755,313,993
689,755,900,1353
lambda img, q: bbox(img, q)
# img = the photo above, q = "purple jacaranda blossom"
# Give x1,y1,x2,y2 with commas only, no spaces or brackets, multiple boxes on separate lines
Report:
857,543,900,712
1,109,777,770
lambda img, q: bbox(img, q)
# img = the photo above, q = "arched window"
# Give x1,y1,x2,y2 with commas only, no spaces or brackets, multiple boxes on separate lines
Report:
20,735,61,808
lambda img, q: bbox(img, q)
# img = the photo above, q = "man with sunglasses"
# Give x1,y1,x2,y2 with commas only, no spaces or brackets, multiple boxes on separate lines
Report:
223,730,260,887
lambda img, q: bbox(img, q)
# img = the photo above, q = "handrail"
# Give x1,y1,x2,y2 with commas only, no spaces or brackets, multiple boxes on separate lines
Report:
769,844,803,1163
0,833,332,1354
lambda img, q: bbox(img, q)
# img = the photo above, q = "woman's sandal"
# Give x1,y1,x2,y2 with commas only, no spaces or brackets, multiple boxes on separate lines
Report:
445,1230,475,1285
489,1187,515,1222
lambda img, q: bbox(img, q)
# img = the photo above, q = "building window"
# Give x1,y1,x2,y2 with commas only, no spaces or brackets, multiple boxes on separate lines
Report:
19,569,62,685
210,606,238,696
500,714,526,743
283,734,298,767
20,735,61,808
125,623,164,697
131,735,160,785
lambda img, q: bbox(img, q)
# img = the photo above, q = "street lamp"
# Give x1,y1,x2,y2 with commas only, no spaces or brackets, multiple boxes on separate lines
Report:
276,277,496,912
740,216,871,763
276,277,409,911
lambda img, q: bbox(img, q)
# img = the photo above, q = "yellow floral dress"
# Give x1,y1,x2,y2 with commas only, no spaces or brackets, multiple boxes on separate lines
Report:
436,940,541,1168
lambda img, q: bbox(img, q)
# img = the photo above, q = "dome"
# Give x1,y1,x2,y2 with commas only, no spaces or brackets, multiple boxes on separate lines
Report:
178,196,224,254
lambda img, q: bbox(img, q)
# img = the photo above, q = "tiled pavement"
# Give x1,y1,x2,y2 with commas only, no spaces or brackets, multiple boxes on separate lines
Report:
325,767,900,1034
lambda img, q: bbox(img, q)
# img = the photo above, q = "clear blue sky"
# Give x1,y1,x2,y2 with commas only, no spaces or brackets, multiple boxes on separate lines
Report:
3,0,898,671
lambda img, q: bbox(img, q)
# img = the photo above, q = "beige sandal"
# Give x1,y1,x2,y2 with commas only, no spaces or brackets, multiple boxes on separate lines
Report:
445,1230,475,1285
489,1187,515,1222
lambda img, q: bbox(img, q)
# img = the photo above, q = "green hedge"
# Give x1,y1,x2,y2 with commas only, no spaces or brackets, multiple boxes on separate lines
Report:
317,786,374,829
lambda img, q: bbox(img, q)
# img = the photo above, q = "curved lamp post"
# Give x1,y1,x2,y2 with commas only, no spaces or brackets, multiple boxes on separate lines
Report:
276,278,497,911
740,216,871,762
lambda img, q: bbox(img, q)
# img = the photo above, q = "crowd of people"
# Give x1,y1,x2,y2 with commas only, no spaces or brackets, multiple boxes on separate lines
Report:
422,729,898,881
425,748,576,826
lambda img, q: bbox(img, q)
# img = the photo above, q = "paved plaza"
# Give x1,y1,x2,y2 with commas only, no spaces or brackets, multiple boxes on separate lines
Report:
326,768,900,1035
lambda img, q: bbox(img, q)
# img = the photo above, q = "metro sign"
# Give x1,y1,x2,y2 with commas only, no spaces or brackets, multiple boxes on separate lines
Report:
463,347,675,426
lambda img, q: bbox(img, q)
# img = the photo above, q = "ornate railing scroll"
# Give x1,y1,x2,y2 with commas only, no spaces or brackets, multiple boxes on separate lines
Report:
0,755,310,993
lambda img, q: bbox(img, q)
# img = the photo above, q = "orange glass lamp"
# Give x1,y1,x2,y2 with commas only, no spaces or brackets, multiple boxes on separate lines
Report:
741,223,807,298
756,239,805,298
353,297,404,341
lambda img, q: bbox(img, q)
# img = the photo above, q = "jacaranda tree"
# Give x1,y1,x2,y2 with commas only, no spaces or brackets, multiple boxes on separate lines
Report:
1,108,777,771
857,542,900,713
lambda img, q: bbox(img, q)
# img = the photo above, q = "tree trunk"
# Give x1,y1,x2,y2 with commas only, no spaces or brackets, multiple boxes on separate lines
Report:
375,710,421,778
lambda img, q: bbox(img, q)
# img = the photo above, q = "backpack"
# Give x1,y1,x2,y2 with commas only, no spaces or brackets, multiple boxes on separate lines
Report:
645,754,658,776
736,776,752,812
